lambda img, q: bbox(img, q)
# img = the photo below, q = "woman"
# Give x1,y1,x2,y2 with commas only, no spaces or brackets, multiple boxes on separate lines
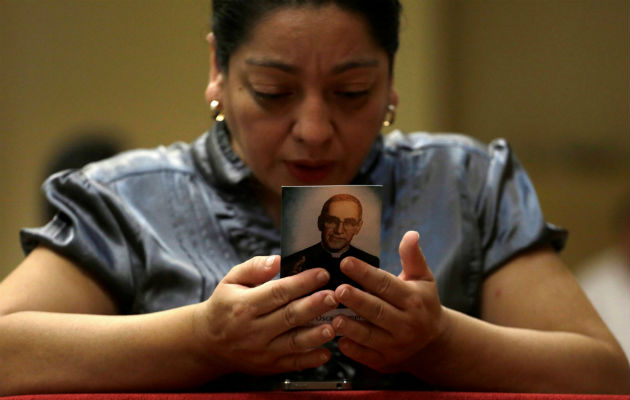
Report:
0,0,628,395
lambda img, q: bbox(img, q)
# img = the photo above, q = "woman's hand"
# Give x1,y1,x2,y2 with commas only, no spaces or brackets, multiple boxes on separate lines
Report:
195,255,339,376
332,231,450,373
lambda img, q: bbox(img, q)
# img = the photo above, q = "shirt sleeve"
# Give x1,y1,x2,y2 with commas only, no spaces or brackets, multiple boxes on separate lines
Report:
20,169,138,312
476,139,567,277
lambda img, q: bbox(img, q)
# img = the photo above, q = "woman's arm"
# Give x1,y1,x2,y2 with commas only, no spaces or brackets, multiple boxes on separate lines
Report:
0,247,338,395
332,231,630,393
420,246,629,393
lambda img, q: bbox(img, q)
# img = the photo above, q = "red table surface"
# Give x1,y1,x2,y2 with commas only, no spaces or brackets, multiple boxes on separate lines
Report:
2,392,628,400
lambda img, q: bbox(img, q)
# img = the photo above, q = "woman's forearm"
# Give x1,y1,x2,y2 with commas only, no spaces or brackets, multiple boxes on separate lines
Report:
413,308,630,394
0,304,219,395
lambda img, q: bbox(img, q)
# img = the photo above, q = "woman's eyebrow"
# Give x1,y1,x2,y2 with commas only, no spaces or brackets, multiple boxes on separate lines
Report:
245,58,297,73
330,59,380,74
244,58,380,74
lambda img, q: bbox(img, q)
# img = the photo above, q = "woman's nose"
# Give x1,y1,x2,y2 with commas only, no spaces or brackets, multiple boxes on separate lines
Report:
290,95,334,147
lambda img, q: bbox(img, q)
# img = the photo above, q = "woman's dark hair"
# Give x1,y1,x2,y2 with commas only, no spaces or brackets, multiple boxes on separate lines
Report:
211,0,402,72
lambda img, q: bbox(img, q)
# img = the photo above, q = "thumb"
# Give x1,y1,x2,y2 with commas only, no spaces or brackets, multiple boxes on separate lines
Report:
223,255,280,287
398,231,434,281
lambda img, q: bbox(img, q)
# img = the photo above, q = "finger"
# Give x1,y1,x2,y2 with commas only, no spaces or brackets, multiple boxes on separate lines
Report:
260,290,339,336
339,257,411,309
335,283,405,331
223,255,280,287
399,231,434,281
332,314,392,350
268,323,336,356
248,268,332,315
337,336,389,372
270,347,332,374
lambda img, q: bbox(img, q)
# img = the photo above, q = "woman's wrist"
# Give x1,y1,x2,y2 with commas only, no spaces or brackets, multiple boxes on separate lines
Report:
188,301,235,380
398,306,458,378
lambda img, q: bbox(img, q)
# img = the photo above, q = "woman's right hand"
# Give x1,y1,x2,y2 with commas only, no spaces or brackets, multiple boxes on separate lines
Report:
195,255,339,376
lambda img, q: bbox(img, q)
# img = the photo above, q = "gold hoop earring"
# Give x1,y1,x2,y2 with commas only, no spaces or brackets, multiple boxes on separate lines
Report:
382,104,396,127
210,99,225,122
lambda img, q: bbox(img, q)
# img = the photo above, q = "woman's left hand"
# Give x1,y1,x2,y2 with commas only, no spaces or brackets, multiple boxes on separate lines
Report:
332,230,450,373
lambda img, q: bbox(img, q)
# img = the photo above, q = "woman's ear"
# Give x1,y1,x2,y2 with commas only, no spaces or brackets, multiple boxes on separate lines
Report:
389,87,399,108
205,33,224,103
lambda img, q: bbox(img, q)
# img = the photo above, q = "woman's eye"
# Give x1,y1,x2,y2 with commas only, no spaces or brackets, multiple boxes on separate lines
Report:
336,90,369,99
250,84,293,101
253,91,288,100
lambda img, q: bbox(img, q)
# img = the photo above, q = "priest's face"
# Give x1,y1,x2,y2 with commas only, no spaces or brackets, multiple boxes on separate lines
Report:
320,200,363,252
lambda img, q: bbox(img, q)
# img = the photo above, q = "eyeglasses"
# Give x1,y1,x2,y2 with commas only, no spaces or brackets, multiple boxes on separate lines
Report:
322,216,360,230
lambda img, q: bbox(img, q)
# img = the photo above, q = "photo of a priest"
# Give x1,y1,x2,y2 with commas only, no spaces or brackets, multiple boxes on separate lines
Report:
282,193,379,292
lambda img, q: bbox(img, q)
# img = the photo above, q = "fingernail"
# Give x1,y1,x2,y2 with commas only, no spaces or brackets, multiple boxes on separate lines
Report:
324,294,337,307
341,257,353,270
338,287,347,299
322,327,333,339
265,255,276,269
334,318,343,330
320,352,330,362
317,270,329,283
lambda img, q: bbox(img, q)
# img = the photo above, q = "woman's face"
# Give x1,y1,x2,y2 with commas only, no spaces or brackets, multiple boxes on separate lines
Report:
206,5,397,200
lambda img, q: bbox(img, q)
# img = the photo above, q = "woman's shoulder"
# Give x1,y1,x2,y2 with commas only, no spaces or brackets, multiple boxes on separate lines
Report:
381,130,514,168
384,130,507,155
77,135,204,186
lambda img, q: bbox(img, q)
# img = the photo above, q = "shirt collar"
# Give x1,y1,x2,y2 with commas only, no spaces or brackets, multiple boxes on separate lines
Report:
195,122,384,189
353,134,384,184
194,121,253,189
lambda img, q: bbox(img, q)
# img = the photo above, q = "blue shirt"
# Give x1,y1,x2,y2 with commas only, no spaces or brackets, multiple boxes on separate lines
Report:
21,122,567,388
21,122,566,318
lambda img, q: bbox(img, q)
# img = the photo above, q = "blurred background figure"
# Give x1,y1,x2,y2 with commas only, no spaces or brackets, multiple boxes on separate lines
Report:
576,193,630,360
40,128,125,222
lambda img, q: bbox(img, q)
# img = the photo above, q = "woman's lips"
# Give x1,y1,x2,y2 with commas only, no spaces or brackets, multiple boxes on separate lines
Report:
285,161,335,184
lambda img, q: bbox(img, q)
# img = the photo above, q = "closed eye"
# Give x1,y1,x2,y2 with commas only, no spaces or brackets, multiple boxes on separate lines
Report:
253,90,292,100
335,90,370,99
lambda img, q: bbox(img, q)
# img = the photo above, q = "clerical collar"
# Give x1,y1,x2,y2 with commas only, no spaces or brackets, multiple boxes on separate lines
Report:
321,243,349,258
